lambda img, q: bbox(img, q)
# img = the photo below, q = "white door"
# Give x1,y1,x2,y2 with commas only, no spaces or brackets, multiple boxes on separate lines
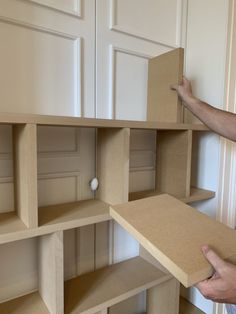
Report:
0,0,95,117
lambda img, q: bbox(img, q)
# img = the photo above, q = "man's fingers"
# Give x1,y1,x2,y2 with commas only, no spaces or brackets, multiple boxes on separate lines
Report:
202,245,227,274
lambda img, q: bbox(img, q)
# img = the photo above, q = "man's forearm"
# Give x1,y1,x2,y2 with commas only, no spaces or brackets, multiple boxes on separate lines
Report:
184,97,236,141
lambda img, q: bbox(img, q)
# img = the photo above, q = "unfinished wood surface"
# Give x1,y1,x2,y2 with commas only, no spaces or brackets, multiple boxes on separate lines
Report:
0,112,208,130
39,200,110,228
13,124,38,228
0,200,110,245
39,231,64,314
97,128,130,204
64,256,171,314
147,278,180,314
77,225,95,275
156,130,192,198
110,194,236,287
0,292,50,314
147,48,184,123
129,187,215,204
179,298,205,314
180,187,215,203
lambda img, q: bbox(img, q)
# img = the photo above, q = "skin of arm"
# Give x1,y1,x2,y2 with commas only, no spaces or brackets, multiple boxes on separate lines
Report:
196,245,236,304
171,77,236,142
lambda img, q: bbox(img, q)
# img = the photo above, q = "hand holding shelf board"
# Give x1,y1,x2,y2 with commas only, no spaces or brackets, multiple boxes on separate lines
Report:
110,194,236,287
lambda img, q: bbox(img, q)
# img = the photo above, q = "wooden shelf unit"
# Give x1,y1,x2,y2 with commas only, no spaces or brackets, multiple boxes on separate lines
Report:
129,129,215,203
0,116,214,314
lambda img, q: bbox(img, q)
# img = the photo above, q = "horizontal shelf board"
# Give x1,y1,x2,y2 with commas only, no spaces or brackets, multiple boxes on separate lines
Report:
180,187,215,203
110,194,236,287
0,200,110,245
0,211,28,235
0,112,208,130
0,292,50,314
129,187,215,203
39,199,110,228
64,256,171,314
179,297,205,314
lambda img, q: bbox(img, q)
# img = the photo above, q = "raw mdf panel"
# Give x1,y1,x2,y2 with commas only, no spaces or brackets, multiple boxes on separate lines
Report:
0,0,95,117
147,48,184,123
110,194,236,287
0,231,63,314
156,130,192,199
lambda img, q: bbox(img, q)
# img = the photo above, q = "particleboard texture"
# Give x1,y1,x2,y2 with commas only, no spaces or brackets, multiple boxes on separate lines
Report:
64,256,171,314
147,48,184,123
110,194,236,287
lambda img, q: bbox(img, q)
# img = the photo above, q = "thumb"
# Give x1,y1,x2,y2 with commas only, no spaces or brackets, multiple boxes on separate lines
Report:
202,245,227,274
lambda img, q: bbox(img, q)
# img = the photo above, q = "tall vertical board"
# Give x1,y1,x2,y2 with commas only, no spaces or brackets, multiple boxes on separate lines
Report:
147,48,184,123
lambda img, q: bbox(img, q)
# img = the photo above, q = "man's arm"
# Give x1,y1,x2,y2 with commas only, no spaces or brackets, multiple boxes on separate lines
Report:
196,246,236,304
172,77,236,141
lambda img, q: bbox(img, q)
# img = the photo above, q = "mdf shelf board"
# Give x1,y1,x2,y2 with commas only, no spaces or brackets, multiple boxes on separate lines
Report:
110,194,236,287
179,297,205,314
156,130,192,199
180,187,215,204
0,200,110,245
64,256,171,314
39,200,110,229
147,48,184,123
129,187,215,204
0,292,50,314
0,112,208,131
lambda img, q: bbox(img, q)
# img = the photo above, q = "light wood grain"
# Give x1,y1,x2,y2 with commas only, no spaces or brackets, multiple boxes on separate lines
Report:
64,256,171,314
97,128,130,205
0,292,50,314
110,194,236,287
0,112,208,130
156,130,192,198
147,278,180,314
129,187,215,204
13,124,38,228
39,231,64,314
147,48,184,123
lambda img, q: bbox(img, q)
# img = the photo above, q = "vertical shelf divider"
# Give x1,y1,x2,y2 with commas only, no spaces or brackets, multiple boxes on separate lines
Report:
13,123,38,228
96,128,130,205
39,231,64,314
156,130,192,199
146,278,180,314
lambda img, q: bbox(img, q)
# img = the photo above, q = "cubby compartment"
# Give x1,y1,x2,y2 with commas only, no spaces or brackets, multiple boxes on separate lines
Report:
0,231,63,314
129,129,215,203
37,126,110,232
63,226,171,314
0,123,38,243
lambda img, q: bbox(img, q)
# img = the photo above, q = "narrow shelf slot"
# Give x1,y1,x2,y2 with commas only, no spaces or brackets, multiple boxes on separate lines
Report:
64,256,170,314
39,200,110,229
129,187,215,204
0,292,50,314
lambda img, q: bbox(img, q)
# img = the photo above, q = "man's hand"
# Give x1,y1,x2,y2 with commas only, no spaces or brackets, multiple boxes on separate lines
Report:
196,245,236,304
171,76,195,105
